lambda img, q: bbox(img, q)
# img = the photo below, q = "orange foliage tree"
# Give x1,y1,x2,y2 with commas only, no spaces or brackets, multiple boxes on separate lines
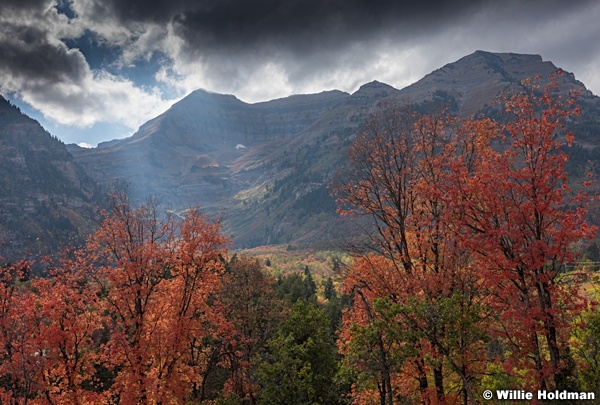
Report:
0,194,233,404
0,260,46,403
334,104,492,404
0,259,104,404
81,194,231,404
446,77,596,390
334,76,595,403
34,263,105,404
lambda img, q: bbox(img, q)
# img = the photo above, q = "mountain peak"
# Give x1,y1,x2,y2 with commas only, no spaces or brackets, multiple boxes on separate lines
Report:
453,50,548,74
355,80,397,92
469,50,542,62
178,88,244,108
398,50,585,115
66,50,600,249
351,80,399,101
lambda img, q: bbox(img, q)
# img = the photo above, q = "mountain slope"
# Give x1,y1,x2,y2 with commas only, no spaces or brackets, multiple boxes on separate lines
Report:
0,97,100,260
70,51,600,248
71,89,349,212
398,51,594,116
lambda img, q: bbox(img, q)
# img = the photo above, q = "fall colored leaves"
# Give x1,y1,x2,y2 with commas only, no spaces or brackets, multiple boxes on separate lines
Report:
0,195,342,404
333,76,596,404
0,196,232,404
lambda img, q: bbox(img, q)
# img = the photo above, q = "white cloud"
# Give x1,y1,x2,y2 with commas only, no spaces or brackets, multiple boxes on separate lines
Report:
0,0,177,140
17,69,174,129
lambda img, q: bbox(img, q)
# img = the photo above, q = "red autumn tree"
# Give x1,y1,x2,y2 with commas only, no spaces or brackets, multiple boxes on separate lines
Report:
446,76,596,390
0,260,47,403
334,75,595,403
33,262,105,404
82,194,230,404
334,104,491,404
0,258,105,404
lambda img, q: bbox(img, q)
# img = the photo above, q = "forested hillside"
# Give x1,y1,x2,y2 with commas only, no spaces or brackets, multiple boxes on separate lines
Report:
0,96,100,261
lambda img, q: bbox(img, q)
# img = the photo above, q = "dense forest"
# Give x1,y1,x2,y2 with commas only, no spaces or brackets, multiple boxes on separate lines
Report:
0,76,599,404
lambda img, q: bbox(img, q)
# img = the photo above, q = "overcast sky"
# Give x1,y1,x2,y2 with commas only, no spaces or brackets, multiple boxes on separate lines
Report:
1,0,599,146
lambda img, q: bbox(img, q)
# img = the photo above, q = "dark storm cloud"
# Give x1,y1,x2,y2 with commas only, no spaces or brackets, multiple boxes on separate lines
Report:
97,0,485,54
75,0,600,99
2,0,596,94
0,0,174,135
0,0,89,93
0,24,87,86
91,0,595,55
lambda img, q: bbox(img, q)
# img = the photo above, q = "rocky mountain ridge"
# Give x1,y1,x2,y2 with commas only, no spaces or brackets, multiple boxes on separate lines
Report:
13,50,600,249
398,51,591,114
71,51,599,247
0,96,100,260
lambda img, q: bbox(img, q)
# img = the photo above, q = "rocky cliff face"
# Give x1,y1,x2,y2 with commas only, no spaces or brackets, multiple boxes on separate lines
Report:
71,88,350,209
0,97,100,260
70,51,600,248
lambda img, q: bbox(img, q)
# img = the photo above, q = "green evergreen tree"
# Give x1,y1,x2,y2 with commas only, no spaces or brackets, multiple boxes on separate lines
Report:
257,301,341,405
323,277,334,300
274,273,316,304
